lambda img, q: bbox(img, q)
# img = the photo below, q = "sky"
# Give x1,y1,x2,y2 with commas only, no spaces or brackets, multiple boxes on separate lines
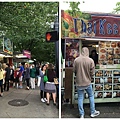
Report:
61,0,120,13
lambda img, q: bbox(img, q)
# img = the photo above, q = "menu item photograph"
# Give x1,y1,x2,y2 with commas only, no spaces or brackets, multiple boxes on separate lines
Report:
95,78,100,84
95,85,103,91
114,78,119,83
117,42,120,48
114,48,120,54
106,42,111,47
106,48,113,54
99,60,107,65
107,54,113,60
95,70,103,77
107,60,113,64
100,48,106,53
104,84,112,90
100,54,106,60
111,42,116,48
99,41,106,48
114,59,120,64
104,70,112,76
114,54,120,59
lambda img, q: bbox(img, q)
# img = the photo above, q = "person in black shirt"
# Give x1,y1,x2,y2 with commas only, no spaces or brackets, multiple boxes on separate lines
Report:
4,63,10,91
89,50,98,66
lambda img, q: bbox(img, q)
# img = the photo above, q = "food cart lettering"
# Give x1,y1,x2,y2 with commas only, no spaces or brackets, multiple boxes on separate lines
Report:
87,22,92,34
113,24,118,35
73,18,119,36
93,21,97,34
106,23,118,35
81,19,86,33
73,18,78,33
99,19,106,35
107,23,112,34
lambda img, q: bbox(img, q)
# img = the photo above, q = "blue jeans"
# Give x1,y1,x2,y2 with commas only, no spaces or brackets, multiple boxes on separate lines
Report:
77,84,95,116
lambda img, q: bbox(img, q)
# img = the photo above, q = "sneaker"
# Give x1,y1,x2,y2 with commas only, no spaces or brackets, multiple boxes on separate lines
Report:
80,115,84,118
41,98,45,103
0,93,3,97
90,110,100,118
44,98,47,102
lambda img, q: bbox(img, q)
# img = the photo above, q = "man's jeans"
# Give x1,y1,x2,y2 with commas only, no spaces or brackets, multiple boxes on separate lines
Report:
77,84,95,116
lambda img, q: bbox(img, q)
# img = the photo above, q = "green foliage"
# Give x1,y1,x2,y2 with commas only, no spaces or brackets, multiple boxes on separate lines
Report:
113,2,120,14
65,1,91,20
0,2,58,63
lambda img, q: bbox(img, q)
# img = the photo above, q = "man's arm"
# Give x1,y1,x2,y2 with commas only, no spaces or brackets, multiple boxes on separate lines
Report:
73,60,76,74
90,59,95,78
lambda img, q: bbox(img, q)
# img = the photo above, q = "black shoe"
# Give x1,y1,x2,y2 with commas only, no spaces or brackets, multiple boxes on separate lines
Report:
46,103,49,106
53,103,56,106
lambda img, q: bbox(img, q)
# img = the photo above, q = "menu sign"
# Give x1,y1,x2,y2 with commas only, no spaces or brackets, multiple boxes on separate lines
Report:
99,41,120,68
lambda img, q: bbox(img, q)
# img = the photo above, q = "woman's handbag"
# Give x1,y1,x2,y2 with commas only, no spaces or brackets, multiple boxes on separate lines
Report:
54,78,59,85
43,70,48,82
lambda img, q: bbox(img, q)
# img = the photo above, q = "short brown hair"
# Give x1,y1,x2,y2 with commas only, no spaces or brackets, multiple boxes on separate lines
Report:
48,63,53,69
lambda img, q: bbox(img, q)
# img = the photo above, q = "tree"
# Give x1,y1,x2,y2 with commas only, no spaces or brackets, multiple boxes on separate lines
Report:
64,1,91,19
0,2,59,63
113,2,120,14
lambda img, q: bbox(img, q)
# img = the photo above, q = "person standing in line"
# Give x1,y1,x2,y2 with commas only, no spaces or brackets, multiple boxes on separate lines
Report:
0,63,4,97
14,67,20,89
24,63,30,90
4,63,10,91
10,65,14,87
30,64,36,89
36,63,41,87
39,64,47,103
2,63,6,90
18,63,24,89
44,63,56,106
73,47,100,118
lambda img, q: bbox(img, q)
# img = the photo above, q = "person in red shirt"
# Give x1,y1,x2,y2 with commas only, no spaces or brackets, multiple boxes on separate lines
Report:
14,67,20,89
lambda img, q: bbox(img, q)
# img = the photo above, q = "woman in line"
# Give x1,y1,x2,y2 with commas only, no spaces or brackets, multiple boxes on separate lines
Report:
10,65,14,87
30,64,36,89
39,64,47,103
24,63,30,90
0,63,4,97
45,63,56,105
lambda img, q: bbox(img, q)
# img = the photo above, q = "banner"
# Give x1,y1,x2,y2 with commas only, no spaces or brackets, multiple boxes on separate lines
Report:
61,10,120,39
23,50,31,59
3,37,13,55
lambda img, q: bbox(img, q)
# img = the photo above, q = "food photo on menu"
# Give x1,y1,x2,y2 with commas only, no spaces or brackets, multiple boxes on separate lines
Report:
98,41,120,66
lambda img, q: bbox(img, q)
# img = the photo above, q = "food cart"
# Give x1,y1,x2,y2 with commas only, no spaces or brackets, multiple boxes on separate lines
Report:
61,10,120,105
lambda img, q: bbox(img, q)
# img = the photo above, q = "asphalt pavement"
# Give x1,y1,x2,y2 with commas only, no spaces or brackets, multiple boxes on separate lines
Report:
61,102,120,118
0,84,59,118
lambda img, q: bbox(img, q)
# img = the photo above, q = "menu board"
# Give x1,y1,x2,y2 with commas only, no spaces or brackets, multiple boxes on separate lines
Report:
99,41,120,68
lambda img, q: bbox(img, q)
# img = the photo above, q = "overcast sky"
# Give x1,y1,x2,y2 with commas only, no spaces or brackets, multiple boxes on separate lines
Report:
61,0,120,13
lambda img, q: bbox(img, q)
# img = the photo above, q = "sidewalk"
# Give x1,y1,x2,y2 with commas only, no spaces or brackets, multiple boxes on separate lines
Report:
61,102,120,118
0,85,59,118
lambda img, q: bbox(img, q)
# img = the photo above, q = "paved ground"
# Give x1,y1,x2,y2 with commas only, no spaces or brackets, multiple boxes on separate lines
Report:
61,102,120,118
0,85,59,118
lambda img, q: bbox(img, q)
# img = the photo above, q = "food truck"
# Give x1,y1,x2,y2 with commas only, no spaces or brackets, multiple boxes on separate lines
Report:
61,10,120,105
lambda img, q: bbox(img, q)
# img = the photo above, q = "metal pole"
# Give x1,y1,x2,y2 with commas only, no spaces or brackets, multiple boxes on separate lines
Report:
54,8,59,78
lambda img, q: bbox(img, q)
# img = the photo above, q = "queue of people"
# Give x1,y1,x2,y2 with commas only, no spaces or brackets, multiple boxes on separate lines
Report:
0,62,58,106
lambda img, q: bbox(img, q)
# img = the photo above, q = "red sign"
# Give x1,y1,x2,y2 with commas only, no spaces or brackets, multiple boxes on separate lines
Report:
61,11,120,39
83,14,120,38
23,50,31,59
